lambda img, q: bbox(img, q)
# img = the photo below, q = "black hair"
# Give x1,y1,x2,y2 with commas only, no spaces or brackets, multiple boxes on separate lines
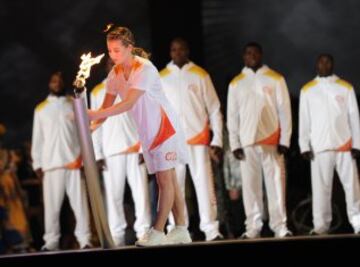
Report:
171,37,190,50
317,53,334,65
243,42,263,54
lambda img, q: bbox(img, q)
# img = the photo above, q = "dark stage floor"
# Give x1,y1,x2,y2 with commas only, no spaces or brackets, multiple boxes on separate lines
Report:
1,234,359,265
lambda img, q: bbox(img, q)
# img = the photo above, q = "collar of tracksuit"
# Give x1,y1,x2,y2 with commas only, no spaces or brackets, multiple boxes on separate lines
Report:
314,74,339,84
47,94,68,102
167,61,194,72
241,65,270,76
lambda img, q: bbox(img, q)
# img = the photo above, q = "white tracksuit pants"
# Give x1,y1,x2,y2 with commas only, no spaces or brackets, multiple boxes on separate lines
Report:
103,153,151,245
168,145,220,241
311,151,360,234
240,145,289,238
43,168,91,249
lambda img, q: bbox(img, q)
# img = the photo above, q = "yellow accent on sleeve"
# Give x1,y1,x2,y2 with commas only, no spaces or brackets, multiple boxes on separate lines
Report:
91,82,105,96
301,80,318,92
336,79,353,90
264,69,283,81
188,65,208,78
35,99,49,112
230,73,245,87
159,67,171,78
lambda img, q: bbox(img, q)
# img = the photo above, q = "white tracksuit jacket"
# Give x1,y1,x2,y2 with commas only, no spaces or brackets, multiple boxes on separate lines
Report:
31,95,81,172
227,65,292,151
160,61,223,240
160,61,223,147
299,75,360,153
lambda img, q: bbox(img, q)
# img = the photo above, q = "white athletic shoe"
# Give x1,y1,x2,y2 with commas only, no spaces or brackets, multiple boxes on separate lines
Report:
40,244,59,252
135,228,167,247
166,226,192,245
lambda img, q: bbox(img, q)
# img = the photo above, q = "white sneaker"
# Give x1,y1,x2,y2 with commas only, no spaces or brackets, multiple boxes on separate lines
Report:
80,243,93,249
239,231,260,239
166,226,192,245
135,228,167,247
41,243,59,252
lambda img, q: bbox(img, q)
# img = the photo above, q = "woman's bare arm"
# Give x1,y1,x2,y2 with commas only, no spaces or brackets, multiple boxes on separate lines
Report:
89,89,144,122
89,93,116,131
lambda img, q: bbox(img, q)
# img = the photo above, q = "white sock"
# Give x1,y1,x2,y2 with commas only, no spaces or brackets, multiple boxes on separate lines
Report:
152,228,164,234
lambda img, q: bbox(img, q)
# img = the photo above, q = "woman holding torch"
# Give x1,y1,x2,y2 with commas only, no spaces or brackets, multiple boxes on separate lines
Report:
87,25,191,247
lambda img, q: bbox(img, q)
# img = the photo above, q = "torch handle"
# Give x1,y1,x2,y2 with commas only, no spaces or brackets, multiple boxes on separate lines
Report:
73,97,114,249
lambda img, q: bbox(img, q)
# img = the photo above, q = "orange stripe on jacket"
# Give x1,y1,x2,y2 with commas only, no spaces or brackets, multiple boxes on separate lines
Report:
65,155,82,169
121,142,141,153
257,128,280,145
337,139,352,152
114,60,142,75
187,123,210,145
149,108,176,151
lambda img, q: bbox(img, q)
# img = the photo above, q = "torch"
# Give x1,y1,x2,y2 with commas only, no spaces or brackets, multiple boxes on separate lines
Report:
73,52,115,248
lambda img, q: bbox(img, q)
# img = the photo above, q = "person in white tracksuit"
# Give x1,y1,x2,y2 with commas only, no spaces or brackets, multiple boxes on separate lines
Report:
31,72,91,250
227,42,292,239
160,38,223,241
299,54,360,235
91,64,151,246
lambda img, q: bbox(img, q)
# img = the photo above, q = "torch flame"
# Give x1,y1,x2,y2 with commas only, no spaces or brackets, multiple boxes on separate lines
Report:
74,52,105,89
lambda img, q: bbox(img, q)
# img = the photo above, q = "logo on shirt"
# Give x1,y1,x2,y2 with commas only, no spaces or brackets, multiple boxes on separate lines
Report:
263,86,273,95
165,152,177,161
335,95,345,105
188,84,199,92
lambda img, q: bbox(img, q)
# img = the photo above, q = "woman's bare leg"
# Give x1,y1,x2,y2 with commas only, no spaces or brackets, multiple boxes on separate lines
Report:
149,168,191,245
153,169,175,231
171,170,186,226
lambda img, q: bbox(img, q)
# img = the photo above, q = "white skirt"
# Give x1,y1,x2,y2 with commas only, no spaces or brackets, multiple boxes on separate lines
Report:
142,130,188,175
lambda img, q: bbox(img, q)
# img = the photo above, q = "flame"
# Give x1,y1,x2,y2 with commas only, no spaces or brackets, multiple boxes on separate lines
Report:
74,52,105,88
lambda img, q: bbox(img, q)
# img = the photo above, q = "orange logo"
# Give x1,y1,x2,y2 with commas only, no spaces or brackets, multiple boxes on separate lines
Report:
165,152,177,161
188,84,198,92
335,95,345,105
263,86,273,95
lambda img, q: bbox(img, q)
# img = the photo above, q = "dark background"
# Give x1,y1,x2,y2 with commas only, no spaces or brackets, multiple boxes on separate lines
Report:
1,0,359,234
2,0,360,145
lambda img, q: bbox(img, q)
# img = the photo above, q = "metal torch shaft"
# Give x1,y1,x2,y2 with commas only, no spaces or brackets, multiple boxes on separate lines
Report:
73,95,114,249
